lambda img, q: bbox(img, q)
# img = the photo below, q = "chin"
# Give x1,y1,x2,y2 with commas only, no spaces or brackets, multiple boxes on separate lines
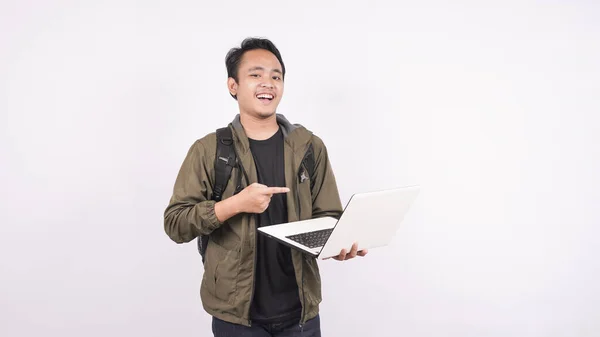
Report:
255,110,276,118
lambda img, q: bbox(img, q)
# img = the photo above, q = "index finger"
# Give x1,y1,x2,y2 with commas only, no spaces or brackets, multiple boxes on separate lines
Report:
263,187,290,194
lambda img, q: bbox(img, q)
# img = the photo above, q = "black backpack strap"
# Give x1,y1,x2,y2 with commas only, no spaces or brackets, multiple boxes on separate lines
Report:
212,126,237,202
197,126,237,263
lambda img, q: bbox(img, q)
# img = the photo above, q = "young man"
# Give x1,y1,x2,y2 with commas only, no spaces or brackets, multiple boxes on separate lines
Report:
164,37,367,337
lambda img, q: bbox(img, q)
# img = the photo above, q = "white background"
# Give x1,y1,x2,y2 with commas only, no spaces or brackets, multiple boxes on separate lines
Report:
1,1,599,336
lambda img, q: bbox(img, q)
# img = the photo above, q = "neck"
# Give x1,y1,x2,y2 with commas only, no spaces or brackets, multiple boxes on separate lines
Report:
239,112,279,140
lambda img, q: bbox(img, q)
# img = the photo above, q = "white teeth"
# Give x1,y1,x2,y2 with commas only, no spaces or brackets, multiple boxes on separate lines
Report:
257,94,273,99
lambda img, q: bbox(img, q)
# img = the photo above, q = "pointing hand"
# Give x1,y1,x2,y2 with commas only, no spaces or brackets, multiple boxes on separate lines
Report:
235,183,290,214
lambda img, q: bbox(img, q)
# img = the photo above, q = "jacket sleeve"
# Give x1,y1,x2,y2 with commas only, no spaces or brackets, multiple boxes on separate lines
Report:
163,139,222,244
310,136,344,220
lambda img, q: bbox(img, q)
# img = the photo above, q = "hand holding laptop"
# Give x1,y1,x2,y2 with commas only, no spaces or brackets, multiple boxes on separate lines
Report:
324,242,368,261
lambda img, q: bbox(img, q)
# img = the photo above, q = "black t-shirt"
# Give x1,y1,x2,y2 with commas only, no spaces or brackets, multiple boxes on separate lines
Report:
248,127,302,324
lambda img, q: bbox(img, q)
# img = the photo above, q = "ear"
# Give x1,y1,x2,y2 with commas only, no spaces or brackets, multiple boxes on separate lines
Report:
227,77,238,97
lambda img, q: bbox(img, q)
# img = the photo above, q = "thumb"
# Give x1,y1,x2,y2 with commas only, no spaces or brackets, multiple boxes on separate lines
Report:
250,182,266,188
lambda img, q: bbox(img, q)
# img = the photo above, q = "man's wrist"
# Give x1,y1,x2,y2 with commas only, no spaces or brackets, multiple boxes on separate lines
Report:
215,194,243,223
227,194,243,215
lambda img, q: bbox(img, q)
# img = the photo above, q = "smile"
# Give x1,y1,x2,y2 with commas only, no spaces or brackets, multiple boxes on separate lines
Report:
256,93,274,100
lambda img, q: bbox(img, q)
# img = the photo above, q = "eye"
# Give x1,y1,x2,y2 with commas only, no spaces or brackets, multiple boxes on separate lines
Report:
272,76,282,81
250,74,260,78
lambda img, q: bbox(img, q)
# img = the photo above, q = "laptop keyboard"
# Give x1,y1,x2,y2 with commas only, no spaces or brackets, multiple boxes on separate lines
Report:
286,228,334,248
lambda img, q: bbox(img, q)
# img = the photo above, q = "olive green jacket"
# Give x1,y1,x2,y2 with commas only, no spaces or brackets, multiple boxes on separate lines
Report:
164,114,343,326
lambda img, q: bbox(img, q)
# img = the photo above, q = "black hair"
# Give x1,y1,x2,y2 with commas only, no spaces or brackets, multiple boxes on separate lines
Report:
225,37,286,100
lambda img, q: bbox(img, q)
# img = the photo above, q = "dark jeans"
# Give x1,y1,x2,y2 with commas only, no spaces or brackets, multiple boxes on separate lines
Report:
212,315,321,337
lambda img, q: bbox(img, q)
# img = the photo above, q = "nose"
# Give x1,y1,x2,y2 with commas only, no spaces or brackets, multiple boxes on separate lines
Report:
260,80,274,89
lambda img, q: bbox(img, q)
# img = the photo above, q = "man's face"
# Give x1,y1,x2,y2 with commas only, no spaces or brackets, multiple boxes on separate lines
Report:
228,49,284,119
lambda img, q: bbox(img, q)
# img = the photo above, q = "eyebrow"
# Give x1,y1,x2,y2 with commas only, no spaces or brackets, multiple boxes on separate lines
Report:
248,66,282,74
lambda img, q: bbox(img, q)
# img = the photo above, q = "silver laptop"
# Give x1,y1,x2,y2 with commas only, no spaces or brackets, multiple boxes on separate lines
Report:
257,185,420,259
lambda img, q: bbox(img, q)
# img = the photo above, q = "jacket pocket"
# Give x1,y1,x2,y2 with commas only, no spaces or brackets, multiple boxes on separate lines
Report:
204,239,240,303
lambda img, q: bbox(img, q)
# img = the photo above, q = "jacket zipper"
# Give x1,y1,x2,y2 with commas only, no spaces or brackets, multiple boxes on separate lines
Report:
297,143,314,328
228,134,256,327
296,159,307,329
248,213,260,327
241,165,257,327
